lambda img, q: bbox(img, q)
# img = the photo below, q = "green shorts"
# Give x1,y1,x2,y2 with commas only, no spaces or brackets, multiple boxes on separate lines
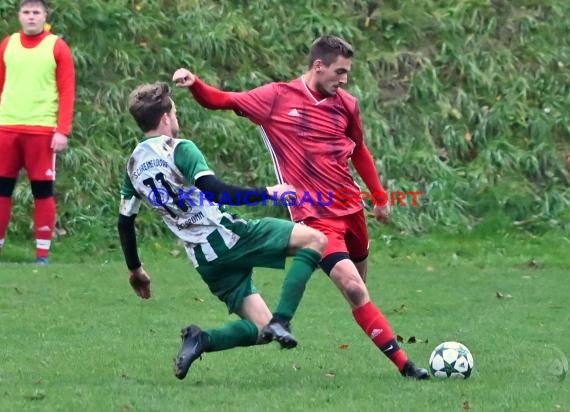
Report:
196,217,294,314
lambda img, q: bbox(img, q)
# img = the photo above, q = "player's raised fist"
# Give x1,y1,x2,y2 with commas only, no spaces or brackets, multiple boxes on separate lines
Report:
172,68,196,87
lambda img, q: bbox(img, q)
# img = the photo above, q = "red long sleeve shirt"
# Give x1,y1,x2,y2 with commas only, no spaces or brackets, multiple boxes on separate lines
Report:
189,76,387,220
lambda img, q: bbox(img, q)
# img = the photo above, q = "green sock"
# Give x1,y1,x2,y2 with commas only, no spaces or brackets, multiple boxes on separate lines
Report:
274,248,321,321
203,319,259,352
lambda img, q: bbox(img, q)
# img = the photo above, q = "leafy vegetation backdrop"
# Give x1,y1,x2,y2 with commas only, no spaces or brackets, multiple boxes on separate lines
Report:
1,0,569,239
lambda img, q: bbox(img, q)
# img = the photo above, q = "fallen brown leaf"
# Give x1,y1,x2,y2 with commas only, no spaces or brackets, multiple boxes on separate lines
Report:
339,344,349,350
25,390,46,401
393,304,408,314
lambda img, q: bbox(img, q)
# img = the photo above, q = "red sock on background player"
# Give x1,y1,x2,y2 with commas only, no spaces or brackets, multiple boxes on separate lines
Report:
0,196,11,253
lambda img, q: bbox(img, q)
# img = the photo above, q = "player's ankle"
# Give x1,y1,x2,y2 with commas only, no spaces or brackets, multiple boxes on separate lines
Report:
271,314,291,326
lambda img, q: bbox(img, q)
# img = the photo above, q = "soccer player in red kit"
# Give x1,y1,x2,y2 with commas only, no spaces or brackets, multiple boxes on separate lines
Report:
172,36,428,379
0,0,75,264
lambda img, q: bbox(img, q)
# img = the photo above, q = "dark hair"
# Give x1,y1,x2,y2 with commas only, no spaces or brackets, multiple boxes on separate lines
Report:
128,82,173,132
308,36,354,68
19,0,48,10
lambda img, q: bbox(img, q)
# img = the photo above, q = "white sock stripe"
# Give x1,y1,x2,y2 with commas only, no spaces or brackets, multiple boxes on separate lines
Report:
36,239,51,250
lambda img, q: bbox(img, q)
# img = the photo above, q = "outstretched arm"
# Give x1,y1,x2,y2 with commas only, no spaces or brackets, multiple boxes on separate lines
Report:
195,175,295,205
173,68,276,124
172,68,234,109
174,140,295,205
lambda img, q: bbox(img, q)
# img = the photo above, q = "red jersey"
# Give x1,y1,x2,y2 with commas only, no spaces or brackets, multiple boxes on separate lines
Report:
190,76,386,222
232,78,369,221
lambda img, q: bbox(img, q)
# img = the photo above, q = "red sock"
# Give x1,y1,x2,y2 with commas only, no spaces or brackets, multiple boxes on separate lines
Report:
353,301,408,371
0,196,12,245
34,197,56,258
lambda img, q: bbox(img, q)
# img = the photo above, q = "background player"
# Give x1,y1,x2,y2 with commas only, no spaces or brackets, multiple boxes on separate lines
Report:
0,0,75,264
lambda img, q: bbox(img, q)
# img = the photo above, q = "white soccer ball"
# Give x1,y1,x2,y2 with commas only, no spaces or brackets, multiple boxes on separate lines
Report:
429,341,474,379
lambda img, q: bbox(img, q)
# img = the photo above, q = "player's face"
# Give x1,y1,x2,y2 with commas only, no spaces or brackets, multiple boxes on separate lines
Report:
315,56,352,97
18,3,47,35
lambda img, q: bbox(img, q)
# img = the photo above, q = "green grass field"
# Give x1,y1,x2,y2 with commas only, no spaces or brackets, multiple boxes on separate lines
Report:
1,231,568,412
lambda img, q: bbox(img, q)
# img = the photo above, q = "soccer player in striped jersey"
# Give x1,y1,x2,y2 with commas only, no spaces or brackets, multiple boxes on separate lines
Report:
118,82,327,380
172,36,429,379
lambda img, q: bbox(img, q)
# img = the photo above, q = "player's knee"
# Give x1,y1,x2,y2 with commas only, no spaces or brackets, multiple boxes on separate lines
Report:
0,177,16,197
344,280,369,306
30,180,54,199
307,229,328,253
333,271,369,306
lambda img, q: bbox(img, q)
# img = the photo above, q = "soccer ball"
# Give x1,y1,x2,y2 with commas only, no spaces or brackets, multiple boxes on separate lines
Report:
429,341,474,379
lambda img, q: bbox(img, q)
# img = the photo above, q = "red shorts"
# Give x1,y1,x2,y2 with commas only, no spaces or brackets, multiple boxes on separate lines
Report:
303,210,369,261
0,131,55,180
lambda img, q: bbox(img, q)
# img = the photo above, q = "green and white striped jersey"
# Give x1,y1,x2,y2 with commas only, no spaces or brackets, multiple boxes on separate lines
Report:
119,135,244,267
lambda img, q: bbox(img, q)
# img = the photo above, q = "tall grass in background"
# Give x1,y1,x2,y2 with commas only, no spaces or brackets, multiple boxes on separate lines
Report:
0,0,568,240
